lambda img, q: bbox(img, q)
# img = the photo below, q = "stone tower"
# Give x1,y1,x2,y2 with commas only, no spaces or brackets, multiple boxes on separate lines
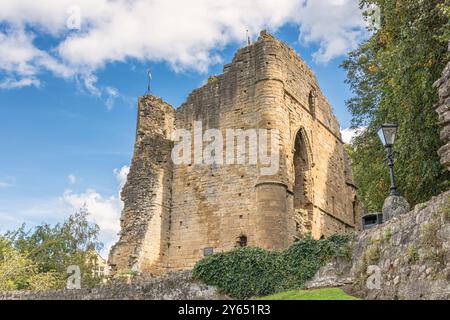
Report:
109,31,361,273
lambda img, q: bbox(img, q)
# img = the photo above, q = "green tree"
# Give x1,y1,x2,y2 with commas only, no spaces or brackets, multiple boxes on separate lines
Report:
3,207,104,289
0,238,59,291
343,0,450,211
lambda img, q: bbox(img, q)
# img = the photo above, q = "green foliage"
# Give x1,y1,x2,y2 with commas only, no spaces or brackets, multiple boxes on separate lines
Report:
257,287,360,300
416,202,428,211
437,1,450,41
113,268,139,280
363,244,381,264
0,238,59,291
440,196,450,222
383,228,393,242
192,235,352,300
406,245,419,264
343,0,450,212
423,248,446,266
420,222,440,247
353,240,383,289
1,207,104,290
420,221,446,266
354,259,369,289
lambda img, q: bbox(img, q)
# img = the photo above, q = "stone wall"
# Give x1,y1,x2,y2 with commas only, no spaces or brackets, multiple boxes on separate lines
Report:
0,271,228,300
435,42,450,171
110,31,361,273
109,96,175,273
306,190,450,300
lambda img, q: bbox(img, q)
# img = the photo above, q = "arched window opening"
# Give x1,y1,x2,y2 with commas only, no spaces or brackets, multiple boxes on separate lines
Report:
293,130,313,238
238,235,248,247
352,196,358,225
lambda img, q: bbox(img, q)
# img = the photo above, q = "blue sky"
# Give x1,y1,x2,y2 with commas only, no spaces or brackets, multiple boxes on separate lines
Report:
0,0,369,255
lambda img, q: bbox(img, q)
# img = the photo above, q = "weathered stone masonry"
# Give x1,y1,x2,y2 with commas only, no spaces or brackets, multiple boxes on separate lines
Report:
108,97,175,272
109,31,361,273
306,190,450,300
0,272,227,300
435,42,450,172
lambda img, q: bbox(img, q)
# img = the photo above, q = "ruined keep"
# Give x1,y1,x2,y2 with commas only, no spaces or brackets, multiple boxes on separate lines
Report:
109,31,361,273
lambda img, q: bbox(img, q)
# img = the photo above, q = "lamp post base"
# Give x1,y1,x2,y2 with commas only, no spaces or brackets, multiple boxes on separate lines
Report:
382,195,410,222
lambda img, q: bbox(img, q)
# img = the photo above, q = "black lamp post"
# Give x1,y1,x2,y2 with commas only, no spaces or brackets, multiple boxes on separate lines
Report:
377,124,399,196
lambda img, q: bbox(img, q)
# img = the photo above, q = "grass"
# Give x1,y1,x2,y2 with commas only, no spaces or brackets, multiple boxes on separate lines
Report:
441,196,450,222
364,244,381,264
257,288,360,300
421,222,440,247
406,244,419,264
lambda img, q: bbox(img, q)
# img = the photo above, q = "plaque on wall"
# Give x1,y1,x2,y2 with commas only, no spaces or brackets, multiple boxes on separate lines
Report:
203,247,214,256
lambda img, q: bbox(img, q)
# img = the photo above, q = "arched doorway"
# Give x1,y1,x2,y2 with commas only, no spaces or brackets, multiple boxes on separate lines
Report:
293,129,313,238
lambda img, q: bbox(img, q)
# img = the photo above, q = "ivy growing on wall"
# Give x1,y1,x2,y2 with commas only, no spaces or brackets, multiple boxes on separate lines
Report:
192,235,351,299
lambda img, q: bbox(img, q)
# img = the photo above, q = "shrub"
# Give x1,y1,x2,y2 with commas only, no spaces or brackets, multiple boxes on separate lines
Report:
364,245,381,264
113,268,139,280
406,245,419,264
1,207,104,289
421,222,440,247
383,228,393,242
0,238,59,291
192,234,351,299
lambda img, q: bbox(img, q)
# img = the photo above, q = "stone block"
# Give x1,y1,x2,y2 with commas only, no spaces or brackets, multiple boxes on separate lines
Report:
382,196,410,221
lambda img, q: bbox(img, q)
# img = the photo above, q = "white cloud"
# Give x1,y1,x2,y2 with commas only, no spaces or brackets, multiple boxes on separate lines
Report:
295,0,367,64
68,174,77,184
0,77,40,89
341,127,365,144
0,177,15,188
0,0,366,91
105,86,119,110
21,197,70,222
62,188,119,257
113,165,130,190
63,188,121,237
80,73,101,97
0,27,74,84
0,181,12,188
0,167,130,257
62,166,129,255
0,211,28,233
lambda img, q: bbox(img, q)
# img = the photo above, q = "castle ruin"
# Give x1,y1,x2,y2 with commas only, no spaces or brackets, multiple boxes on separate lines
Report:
109,31,361,273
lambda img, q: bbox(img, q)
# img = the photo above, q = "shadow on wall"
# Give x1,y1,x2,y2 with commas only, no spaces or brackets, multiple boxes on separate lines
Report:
322,141,361,238
292,128,314,239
